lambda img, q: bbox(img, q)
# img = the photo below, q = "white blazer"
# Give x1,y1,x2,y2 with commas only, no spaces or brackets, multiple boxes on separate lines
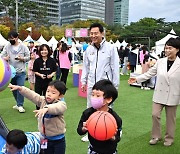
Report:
136,56,180,106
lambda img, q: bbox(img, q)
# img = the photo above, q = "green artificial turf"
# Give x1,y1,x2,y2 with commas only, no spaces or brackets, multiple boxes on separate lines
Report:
0,73,180,154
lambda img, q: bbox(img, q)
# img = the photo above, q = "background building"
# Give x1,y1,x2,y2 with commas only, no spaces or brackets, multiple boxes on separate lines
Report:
19,0,60,25
105,0,114,25
60,0,105,25
29,0,60,25
114,0,129,25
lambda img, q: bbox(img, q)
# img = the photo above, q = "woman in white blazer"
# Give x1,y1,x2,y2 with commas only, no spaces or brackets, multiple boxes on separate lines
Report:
128,37,180,147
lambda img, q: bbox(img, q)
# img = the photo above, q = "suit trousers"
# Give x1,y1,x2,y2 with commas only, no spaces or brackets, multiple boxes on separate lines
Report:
151,102,177,143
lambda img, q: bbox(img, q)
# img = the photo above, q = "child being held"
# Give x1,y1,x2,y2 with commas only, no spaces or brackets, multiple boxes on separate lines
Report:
77,79,122,154
8,80,67,154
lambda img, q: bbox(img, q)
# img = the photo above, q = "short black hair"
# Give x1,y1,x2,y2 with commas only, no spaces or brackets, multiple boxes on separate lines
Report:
29,41,34,44
89,23,104,33
6,129,27,149
165,37,180,49
39,44,51,58
131,44,137,50
48,80,67,95
92,79,118,105
8,31,18,39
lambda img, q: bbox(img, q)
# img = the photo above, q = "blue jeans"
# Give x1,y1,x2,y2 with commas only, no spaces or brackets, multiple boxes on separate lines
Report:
43,137,66,154
11,72,26,107
56,67,61,80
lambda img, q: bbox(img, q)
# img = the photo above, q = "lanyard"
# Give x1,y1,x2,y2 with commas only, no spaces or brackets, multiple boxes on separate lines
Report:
42,116,46,136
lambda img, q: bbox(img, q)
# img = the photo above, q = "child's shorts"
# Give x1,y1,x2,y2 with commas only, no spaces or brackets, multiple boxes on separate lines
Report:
28,75,35,84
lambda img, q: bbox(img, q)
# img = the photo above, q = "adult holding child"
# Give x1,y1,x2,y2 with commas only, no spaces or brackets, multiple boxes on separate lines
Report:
128,37,180,146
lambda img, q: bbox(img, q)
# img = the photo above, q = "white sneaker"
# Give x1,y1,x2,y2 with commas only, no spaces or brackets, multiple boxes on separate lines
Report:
81,135,89,142
144,87,150,90
13,105,19,110
18,106,25,113
141,87,144,90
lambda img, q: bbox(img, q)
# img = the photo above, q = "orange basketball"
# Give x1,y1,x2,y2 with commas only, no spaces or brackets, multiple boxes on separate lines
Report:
87,111,117,141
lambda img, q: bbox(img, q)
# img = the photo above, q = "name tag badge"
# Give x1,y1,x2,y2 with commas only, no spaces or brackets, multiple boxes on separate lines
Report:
41,139,48,149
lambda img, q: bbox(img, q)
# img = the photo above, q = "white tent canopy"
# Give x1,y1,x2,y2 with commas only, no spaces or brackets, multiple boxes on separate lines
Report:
60,37,67,44
37,35,48,45
23,35,34,42
155,29,177,55
109,40,114,44
18,39,22,43
0,33,8,46
114,40,121,49
121,40,128,47
48,36,58,51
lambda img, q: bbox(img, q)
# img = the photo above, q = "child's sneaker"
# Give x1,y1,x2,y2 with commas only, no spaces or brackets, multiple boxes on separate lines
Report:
141,86,144,90
18,106,25,113
81,135,89,142
144,87,150,90
12,105,19,110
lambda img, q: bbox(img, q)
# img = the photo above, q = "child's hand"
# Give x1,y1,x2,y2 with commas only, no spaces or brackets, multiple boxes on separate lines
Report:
33,108,48,118
110,129,117,141
8,83,22,91
82,122,88,132
128,77,137,84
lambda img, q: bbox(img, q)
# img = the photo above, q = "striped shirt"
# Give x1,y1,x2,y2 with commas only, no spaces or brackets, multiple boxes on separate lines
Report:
1,132,41,154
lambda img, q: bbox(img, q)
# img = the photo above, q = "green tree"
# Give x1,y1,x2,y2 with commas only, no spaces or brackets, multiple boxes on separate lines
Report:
18,22,36,40
0,0,48,27
108,18,166,48
0,0,14,16
39,26,50,40
0,24,10,38
33,5,48,26
0,16,14,30
49,25,65,41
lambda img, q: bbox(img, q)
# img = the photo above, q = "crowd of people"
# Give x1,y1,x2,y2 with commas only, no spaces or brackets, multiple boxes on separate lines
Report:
0,22,180,153
117,42,158,90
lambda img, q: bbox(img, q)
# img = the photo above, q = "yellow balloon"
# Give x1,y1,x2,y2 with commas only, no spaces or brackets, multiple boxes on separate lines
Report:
0,58,5,83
